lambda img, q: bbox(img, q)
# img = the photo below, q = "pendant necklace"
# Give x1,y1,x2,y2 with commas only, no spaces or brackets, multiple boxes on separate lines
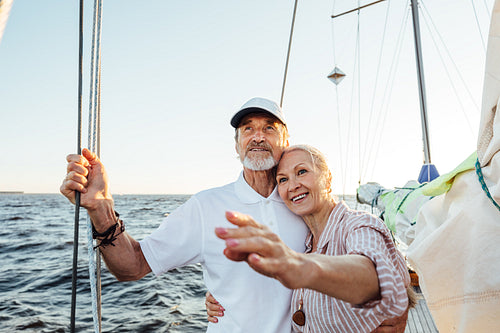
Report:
292,291,305,326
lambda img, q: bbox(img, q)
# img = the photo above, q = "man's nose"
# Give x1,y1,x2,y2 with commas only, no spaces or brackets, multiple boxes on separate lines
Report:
252,129,265,142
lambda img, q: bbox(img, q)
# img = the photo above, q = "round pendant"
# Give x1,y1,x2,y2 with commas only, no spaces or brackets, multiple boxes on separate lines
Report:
292,309,305,326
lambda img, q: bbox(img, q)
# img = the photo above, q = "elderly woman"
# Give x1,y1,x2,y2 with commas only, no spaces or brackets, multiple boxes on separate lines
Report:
214,144,411,332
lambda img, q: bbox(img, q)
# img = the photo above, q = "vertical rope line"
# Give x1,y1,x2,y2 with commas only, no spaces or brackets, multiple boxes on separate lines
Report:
419,1,481,113
95,19,103,332
359,0,391,179
363,4,410,182
70,1,84,332
469,0,487,51
344,24,360,197
86,0,103,332
357,4,362,185
418,5,477,136
331,0,347,198
280,0,298,108
335,84,347,197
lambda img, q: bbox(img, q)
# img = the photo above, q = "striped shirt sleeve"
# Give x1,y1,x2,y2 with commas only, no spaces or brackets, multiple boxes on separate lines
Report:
345,215,409,319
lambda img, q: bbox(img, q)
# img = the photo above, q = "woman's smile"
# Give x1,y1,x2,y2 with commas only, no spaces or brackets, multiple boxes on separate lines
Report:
291,192,308,203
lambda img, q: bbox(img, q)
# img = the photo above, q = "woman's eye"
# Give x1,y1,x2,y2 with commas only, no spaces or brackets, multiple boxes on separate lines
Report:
298,169,307,175
278,177,288,184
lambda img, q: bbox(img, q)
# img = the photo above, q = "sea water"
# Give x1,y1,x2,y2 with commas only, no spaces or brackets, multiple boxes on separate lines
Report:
0,193,365,332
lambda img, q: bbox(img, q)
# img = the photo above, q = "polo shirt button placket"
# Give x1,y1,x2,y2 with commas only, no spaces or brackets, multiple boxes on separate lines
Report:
263,199,277,231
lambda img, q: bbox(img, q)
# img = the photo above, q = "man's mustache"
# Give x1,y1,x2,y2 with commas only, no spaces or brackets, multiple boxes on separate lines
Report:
246,142,273,152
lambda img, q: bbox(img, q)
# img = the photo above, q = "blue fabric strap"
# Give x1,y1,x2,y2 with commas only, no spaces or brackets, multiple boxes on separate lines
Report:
475,158,500,213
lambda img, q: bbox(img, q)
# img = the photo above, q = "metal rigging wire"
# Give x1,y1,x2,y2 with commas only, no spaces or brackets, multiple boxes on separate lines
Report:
419,2,478,137
280,0,299,108
363,6,411,183
70,0,85,331
86,0,104,332
359,0,392,183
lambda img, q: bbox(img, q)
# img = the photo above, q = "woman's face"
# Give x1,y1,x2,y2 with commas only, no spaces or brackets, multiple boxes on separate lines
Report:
276,149,329,217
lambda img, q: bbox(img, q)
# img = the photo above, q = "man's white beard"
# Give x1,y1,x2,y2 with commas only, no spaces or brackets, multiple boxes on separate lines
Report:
242,154,277,171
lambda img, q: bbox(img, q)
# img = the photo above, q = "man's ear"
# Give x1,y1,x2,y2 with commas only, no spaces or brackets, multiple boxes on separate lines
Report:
285,139,290,148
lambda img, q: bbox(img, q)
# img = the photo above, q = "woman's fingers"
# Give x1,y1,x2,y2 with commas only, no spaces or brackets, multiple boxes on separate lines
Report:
219,236,272,262
205,291,224,324
224,234,286,262
225,211,262,228
215,224,269,241
215,211,272,241
205,291,217,304
216,211,287,263
246,253,277,278
206,303,224,316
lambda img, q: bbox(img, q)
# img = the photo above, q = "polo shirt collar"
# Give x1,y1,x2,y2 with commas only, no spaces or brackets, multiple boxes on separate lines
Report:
235,171,283,204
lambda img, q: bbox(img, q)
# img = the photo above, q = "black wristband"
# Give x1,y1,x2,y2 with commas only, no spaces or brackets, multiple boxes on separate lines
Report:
92,211,125,248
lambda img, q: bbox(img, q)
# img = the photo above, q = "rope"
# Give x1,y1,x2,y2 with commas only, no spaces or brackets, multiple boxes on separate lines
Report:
342,9,362,196
86,0,104,332
364,5,410,182
331,1,348,196
280,0,299,108
356,4,361,185
70,1,85,332
420,1,480,116
359,0,391,182
475,159,500,213
469,0,487,52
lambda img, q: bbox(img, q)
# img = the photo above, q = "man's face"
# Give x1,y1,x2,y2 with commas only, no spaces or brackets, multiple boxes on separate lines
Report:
235,113,287,171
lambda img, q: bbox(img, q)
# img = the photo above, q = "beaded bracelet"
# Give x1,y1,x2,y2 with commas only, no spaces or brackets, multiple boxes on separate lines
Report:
92,211,125,248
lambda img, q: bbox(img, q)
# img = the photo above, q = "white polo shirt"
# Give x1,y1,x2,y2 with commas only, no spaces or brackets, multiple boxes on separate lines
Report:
140,172,308,332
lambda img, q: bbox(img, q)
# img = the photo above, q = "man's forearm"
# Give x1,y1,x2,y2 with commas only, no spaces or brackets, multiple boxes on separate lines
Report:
99,232,151,281
89,206,151,281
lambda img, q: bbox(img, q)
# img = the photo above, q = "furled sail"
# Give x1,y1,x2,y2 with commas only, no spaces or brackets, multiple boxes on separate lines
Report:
0,0,13,45
406,0,500,330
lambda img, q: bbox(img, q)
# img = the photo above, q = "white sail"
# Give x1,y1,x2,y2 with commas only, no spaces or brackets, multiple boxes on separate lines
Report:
407,0,500,331
0,0,13,45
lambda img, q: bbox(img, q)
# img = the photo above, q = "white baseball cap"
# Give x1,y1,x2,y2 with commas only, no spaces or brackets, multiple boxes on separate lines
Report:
230,97,287,128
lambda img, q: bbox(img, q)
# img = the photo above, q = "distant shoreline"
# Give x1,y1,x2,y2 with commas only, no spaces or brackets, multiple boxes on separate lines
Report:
0,191,24,194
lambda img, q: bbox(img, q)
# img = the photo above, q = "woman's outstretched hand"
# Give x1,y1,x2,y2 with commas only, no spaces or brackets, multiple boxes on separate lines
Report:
215,211,306,290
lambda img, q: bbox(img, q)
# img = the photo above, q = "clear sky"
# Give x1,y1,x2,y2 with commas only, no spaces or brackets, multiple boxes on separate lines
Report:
0,0,494,195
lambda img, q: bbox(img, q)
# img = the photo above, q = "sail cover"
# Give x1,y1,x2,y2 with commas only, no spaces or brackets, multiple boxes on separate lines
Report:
407,0,500,331
0,0,13,45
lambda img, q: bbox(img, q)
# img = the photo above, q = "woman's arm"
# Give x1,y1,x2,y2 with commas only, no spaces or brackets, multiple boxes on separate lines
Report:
301,253,380,305
216,211,379,305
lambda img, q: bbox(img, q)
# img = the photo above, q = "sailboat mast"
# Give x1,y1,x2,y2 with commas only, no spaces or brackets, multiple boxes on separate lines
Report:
331,0,439,182
410,0,432,164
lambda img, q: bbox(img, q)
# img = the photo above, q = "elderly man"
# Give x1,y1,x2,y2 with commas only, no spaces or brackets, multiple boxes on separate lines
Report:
61,97,308,332
61,97,407,332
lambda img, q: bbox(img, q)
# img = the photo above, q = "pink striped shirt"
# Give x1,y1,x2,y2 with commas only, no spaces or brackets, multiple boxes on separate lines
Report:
291,201,410,333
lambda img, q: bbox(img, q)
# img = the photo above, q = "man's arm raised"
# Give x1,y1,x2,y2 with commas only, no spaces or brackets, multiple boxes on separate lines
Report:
61,148,151,281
